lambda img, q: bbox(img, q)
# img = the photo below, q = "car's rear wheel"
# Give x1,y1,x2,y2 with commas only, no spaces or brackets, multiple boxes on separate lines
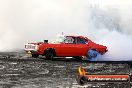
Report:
86,49,100,61
32,54,39,58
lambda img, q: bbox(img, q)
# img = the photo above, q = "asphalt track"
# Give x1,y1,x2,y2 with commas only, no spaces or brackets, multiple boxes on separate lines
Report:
0,52,132,88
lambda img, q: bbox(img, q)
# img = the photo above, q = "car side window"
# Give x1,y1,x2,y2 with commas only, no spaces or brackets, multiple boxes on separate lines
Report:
77,38,87,44
64,37,75,44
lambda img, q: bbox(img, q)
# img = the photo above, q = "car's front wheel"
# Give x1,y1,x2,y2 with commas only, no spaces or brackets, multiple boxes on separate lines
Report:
45,52,54,60
44,48,55,60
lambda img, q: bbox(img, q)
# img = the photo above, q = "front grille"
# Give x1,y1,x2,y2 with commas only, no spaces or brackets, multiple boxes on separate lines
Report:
25,45,35,49
25,44,37,51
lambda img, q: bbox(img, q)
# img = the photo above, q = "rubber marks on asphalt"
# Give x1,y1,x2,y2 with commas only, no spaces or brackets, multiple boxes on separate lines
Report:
0,65,5,69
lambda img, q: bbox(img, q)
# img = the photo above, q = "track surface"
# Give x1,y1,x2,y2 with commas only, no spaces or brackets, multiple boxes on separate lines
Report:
0,52,132,88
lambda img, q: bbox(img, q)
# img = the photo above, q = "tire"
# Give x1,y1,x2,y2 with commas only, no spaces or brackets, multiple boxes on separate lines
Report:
74,56,82,61
86,49,100,61
32,54,39,58
77,76,87,86
45,53,54,60
44,48,55,60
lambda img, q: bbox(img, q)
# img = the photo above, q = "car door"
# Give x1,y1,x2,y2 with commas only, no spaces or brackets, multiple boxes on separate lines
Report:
60,36,78,56
75,37,90,56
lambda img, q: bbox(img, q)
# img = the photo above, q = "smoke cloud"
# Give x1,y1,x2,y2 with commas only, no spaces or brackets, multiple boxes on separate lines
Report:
0,0,132,60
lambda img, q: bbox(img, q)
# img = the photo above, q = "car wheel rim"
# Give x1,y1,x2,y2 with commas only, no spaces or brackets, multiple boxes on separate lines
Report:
87,49,100,61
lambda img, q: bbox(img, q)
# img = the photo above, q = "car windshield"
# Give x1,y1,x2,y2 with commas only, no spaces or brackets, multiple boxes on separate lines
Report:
53,35,65,43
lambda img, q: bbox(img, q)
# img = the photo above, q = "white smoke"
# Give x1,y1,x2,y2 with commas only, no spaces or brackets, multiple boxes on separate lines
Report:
86,1,132,61
0,0,132,60
84,5,132,61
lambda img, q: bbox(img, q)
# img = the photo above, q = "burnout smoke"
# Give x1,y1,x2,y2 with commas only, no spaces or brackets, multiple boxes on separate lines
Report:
0,0,132,60
87,6,132,61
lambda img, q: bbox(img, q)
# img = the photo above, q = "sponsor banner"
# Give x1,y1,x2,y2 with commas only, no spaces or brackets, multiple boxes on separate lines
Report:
85,74,130,82
77,66,131,85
